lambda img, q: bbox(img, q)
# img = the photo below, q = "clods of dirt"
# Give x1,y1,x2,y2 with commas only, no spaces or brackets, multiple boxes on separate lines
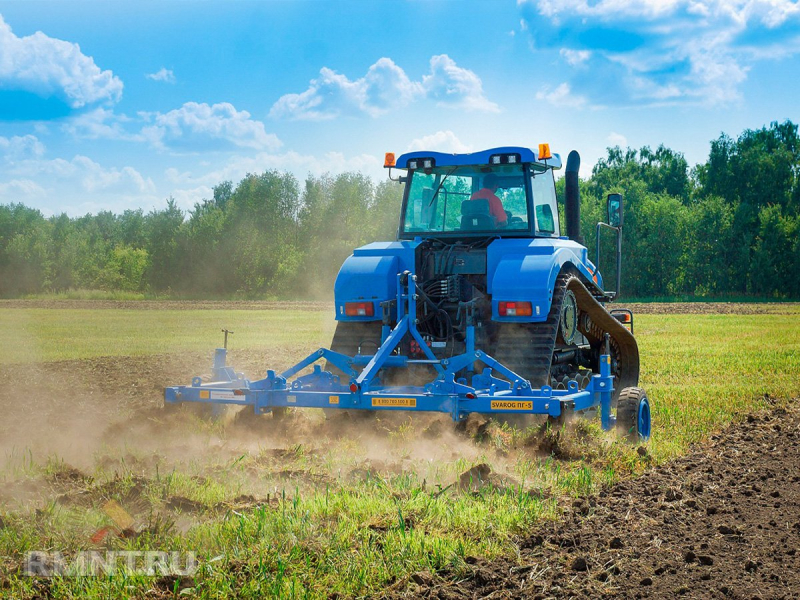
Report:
47,466,93,488
150,574,195,599
457,414,492,440
458,464,492,491
456,463,521,495
165,496,206,514
388,400,800,599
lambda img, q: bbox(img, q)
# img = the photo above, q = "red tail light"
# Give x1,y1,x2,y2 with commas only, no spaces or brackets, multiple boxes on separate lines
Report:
345,302,374,317
498,301,533,317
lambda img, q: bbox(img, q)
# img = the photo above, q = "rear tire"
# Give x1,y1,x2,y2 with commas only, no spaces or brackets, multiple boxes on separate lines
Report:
616,387,651,442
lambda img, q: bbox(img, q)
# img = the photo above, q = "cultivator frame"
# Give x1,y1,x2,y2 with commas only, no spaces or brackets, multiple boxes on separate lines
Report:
165,271,621,430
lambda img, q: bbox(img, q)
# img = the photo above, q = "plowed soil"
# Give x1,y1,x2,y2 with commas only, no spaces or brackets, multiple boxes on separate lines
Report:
392,400,800,599
621,302,799,315
0,348,312,467
1,299,797,314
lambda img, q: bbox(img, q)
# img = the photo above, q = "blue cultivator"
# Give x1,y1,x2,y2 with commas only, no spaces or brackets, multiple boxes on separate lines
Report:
166,270,645,438
166,144,652,441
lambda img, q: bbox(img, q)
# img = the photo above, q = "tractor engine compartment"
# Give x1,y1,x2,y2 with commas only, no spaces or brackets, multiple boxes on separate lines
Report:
409,240,490,359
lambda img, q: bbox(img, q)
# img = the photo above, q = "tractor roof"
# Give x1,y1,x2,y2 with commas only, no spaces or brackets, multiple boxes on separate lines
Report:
394,146,562,170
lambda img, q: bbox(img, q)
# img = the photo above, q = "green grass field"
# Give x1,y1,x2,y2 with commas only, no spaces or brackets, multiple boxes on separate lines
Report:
1,305,799,598
3,308,333,364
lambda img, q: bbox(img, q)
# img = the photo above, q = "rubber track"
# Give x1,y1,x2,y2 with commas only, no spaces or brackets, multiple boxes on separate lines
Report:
325,321,382,380
489,270,639,400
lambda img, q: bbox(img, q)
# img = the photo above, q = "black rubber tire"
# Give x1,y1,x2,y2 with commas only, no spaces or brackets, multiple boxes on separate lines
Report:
616,386,651,442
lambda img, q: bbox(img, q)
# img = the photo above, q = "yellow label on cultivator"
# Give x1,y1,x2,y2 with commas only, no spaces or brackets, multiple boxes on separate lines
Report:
490,400,533,411
372,397,417,408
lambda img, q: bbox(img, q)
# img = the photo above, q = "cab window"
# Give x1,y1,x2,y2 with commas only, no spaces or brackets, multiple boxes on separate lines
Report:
531,169,560,236
402,164,529,234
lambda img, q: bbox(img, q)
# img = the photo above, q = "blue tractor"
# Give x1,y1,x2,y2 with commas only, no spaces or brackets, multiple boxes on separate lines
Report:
166,145,651,441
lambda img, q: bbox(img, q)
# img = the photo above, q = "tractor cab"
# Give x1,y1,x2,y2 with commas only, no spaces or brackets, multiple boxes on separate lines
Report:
388,146,562,240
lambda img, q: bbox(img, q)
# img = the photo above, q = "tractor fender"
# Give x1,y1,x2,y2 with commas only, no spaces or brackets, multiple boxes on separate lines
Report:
334,254,399,321
490,246,589,322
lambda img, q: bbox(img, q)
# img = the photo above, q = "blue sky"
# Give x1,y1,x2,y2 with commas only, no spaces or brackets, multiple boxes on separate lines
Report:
0,0,798,216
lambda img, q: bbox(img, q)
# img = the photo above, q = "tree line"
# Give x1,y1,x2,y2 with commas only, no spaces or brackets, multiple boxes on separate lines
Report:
1,120,798,299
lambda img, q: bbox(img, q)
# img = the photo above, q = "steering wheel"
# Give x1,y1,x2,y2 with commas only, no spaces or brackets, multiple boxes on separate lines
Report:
504,210,523,225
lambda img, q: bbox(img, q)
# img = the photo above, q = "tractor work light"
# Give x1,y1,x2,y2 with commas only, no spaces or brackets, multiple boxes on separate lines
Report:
489,153,522,165
498,301,533,317
384,152,396,168
407,157,435,169
345,301,375,317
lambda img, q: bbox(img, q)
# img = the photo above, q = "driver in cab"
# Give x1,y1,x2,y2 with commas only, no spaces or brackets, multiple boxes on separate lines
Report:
469,174,507,227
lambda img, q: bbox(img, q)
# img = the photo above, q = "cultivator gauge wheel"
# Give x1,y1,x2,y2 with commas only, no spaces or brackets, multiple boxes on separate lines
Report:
616,387,652,442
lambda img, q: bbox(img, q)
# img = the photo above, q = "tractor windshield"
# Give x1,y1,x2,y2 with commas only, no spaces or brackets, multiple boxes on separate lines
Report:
401,164,549,236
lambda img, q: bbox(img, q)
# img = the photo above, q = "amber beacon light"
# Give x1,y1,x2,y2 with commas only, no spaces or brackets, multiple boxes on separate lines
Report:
538,143,552,160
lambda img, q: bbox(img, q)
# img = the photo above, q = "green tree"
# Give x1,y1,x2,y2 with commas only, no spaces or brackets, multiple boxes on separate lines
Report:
97,245,150,291
144,199,185,291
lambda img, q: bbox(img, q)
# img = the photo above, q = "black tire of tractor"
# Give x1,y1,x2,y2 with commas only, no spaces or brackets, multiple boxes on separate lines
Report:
616,386,651,442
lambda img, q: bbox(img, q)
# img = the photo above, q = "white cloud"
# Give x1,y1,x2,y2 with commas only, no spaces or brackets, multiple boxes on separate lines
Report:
0,14,122,108
61,107,141,141
422,55,500,112
0,134,45,160
560,48,592,65
2,152,162,214
145,68,176,83
270,58,423,120
522,0,800,106
525,0,799,24
165,150,384,210
535,83,589,108
270,54,498,120
0,178,46,199
165,150,384,207
142,102,282,151
169,185,214,211
10,154,155,195
408,131,473,154
607,132,628,147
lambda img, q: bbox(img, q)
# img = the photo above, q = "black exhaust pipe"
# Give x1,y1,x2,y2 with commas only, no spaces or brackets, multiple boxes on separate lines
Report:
565,151,583,245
